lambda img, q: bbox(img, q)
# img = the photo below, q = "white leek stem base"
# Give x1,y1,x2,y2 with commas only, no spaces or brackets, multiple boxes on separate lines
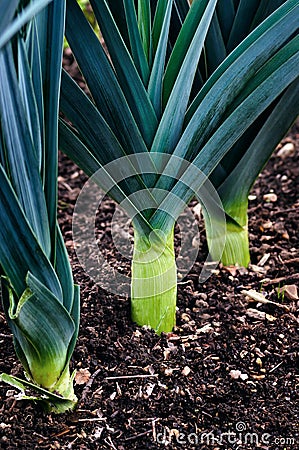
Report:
131,227,177,334
220,223,250,267
205,211,250,268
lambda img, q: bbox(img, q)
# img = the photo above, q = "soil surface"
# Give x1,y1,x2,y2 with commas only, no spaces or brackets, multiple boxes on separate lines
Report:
0,54,298,448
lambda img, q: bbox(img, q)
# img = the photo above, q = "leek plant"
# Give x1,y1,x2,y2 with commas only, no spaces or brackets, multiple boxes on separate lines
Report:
59,0,299,333
171,0,299,267
0,0,79,413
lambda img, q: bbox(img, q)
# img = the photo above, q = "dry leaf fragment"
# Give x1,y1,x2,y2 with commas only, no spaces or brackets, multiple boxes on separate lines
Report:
256,357,263,368
223,265,238,277
277,284,298,301
144,383,155,398
163,349,171,360
196,323,214,334
240,373,249,381
75,368,91,385
248,195,257,201
262,221,273,229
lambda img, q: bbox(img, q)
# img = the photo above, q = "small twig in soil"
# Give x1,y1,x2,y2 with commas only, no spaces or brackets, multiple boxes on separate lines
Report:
124,430,152,442
51,429,71,438
283,258,299,264
248,204,262,213
270,205,299,215
105,374,158,381
242,289,290,310
261,273,299,285
269,361,284,373
80,368,101,403
104,436,118,450
77,418,107,422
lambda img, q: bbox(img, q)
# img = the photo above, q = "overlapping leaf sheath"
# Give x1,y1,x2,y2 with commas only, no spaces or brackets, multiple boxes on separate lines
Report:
0,0,79,413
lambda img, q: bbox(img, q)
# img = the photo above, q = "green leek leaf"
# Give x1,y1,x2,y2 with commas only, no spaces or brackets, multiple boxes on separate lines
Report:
152,0,217,162
35,0,65,260
0,44,51,257
0,165,62,300
137,0,152,65
0,0,19,36
0,0,53,50
18,37,42,171
124,0,150,84
216,0,235,45
148,0,173,117
152,0,169,53
5,272,74,390
65,0,150,157
227,0,260,51
89,0,158,146
151,50,299,232
55,225,74,312
218,78,299,216
25,19,44,172
162,0,217,107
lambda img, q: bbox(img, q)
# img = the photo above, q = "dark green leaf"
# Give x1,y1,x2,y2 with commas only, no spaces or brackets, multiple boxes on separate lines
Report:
0,166,62,300
137,0,152,65
0,45,51,257
148,0,173,117
66,0,149,157
35,0,65,261
89,0,158,147
18,37,42,171
0,0,52,49
227,0,260,51
124,0,149,84
152,0,217,159
151,49,299,232
218,78,299,209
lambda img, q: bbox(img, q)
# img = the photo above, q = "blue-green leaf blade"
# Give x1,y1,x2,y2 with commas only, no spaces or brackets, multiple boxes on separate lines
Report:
0,45,51,256
148,0,173,117
65,0,149,157
35,0,65,260
18,37,42,171
152,0,217,157
151,50,299,232
0,166,62,300
0,0,53,50
123,0,150,84
89,0,158,147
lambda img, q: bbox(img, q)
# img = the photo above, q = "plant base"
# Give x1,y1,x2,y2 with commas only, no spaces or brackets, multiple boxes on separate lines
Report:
131,227,177,334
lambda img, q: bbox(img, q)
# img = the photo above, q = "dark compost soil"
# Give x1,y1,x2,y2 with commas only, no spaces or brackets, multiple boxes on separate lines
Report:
0,61,298,450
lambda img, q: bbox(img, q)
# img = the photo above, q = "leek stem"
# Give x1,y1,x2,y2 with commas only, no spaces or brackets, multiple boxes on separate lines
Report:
131,226,176,334
203,203,250,268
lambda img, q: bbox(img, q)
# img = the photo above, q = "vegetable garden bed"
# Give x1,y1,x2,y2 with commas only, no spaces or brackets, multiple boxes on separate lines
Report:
0,0,298,448
0,123,298,449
